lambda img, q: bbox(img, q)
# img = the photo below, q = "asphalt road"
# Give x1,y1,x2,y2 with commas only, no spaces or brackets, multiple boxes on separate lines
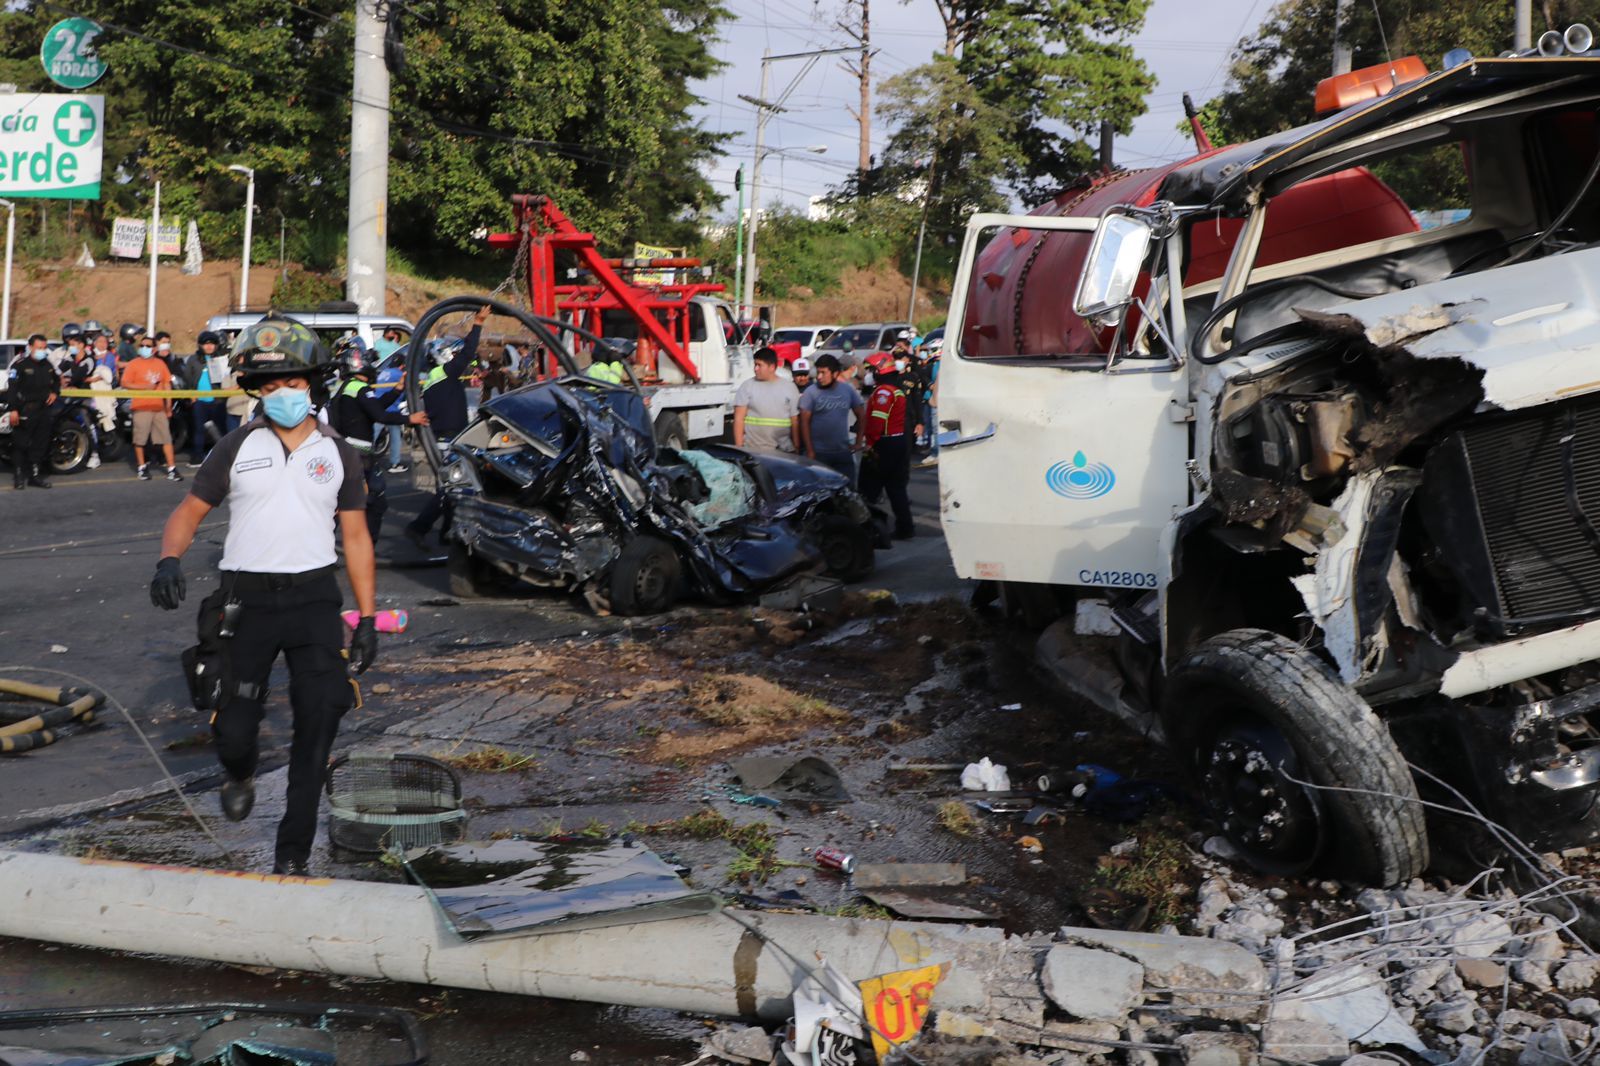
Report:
0,453,958,837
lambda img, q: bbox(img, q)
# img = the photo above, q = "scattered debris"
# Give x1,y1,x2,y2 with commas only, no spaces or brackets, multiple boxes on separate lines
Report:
728,755,851,802
936,800,981,836
961,757,1011,792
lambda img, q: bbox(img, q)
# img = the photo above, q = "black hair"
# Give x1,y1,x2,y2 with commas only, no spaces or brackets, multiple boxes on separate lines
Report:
27,333,45,345
753,347,779,365
814,353,841,372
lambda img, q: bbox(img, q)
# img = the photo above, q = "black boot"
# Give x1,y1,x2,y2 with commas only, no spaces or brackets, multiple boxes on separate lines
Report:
11,468,24,490
26,464,50,488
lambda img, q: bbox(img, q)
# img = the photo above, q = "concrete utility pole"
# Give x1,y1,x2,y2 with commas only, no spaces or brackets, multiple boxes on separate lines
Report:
840,0,873,177
1332,0,1354,74
347,0,389,315
1515,0,1533,52
739,47,854,321
146,180,160,330
229,165,255,312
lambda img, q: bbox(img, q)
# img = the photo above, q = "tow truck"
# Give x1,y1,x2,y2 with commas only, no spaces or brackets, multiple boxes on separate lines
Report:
486,195,767,450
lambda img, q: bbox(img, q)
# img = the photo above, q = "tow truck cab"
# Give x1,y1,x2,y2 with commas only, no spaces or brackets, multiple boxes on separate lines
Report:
940,47,1600,883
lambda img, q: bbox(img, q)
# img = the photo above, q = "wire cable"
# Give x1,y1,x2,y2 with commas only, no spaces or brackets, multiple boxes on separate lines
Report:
0,665,235,861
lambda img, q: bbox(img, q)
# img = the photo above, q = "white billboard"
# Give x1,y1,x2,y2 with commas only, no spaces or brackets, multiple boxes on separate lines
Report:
0,93,103,199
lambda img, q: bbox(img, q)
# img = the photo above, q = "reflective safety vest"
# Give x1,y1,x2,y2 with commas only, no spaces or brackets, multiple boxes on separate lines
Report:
422,365,447,391
865,383,907,444
588,360,625,384
330,377,382,453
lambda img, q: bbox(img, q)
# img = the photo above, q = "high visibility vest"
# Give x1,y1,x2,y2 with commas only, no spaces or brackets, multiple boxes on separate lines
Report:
865,383,906,444
422,365,447,391
588,361,625,384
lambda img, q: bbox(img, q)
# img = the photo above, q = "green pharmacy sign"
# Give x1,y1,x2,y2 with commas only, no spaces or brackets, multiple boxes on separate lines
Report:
0,95,104,199
41,18,108,90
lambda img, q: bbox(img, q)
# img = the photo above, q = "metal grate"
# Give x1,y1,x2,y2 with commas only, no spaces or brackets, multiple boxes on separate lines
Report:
1460,394,1600,621
325,751,466,855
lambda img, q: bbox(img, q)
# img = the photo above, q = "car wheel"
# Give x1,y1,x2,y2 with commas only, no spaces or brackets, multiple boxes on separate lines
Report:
49,421,93,474
609,535,681,615
447,543,501,599
1163,628,1428,886
653,410,688,453
816,515,875,582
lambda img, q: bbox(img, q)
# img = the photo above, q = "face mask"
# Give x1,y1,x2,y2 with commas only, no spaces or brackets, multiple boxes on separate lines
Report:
30,349,46,360
138,346,153,358
262,387,311,428
895,358,909,371
69,344,82,356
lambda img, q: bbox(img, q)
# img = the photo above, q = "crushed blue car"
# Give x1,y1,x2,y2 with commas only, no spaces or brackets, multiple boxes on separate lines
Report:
439,377,884,615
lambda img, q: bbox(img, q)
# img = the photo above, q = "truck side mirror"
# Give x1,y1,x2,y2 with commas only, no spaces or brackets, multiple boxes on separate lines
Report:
1072,214,1153,323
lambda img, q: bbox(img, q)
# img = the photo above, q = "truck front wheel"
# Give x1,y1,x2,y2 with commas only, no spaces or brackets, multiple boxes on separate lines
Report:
1163,629,1428,887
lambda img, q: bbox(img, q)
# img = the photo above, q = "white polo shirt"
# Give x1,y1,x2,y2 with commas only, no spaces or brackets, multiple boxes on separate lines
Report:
191,419,366,574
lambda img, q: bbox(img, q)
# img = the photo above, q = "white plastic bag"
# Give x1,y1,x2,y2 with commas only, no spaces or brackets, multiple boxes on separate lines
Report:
960,757,1011,792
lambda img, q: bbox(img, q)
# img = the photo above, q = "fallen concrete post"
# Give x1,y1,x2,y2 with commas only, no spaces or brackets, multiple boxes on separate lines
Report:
0,851,1265,1032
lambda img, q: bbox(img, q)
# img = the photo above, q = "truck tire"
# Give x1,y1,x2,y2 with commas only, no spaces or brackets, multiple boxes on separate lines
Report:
653,411,688,453
1163,628,1427,886
609,535,681,615
816,515,875,582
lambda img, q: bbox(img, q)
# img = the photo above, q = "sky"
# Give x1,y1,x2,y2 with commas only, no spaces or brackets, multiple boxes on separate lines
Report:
691,0,1274,216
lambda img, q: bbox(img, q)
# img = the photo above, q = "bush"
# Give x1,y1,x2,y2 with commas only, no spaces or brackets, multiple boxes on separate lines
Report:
696,208,899,300
272,266,343,310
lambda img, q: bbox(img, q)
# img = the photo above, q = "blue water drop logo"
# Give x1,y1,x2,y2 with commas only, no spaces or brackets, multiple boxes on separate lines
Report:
1046,452,1116,500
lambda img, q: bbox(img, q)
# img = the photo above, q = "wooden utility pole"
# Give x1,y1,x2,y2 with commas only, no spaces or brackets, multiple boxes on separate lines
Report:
840,0,872,178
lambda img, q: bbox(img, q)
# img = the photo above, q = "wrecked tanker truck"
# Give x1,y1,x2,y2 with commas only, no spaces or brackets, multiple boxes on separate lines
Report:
939,49,1600,885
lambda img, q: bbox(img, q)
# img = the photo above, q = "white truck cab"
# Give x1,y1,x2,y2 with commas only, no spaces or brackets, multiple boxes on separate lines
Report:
939,50,1600,885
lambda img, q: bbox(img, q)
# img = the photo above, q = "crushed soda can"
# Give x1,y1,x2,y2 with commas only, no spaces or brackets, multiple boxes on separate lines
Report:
813,845,856,874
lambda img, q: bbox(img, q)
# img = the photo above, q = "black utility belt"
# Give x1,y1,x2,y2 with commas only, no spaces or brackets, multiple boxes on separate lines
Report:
223,565,338,592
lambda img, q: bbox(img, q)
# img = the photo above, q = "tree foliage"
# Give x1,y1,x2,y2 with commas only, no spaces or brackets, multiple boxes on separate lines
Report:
0,0,726,274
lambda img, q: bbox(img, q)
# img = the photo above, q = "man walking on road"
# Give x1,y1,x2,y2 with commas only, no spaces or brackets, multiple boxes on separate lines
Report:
149,315,380,877
860,359,922,539
732,347,799,453
6,335,58,489
798,353,863,485
122,332,182,482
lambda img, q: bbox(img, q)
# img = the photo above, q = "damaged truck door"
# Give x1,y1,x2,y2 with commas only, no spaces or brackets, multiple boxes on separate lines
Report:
941,57,1600,885
938,213,1191,590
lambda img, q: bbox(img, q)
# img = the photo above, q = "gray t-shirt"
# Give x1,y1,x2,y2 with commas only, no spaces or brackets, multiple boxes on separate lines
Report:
734,376,800,452
798,381,864,455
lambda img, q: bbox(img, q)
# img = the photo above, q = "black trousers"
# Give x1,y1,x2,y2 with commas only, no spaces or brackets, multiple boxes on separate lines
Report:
14,409,49,478
362,456,388,543
408,489,451,540
861,435,913,535
212,571,351,867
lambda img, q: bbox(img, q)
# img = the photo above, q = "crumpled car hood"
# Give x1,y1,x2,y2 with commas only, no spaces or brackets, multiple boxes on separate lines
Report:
445,378,875,601
1294,246,1600,412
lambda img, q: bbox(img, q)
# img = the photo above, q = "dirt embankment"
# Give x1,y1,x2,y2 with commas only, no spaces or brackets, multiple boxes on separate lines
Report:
6,253,950,348
772,260,950,328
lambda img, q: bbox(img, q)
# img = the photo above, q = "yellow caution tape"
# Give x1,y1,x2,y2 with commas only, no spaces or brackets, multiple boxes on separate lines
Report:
59,388,243,399
57,383,405,400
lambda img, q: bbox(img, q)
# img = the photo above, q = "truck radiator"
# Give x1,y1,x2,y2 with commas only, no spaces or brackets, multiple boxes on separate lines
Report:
1422,396,1600,629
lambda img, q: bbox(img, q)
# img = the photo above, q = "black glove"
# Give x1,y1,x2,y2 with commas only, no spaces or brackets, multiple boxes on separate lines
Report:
150,556,185,610
350,616,378,674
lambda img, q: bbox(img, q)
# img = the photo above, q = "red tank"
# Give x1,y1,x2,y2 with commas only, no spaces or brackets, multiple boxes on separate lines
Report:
961,155,1419,358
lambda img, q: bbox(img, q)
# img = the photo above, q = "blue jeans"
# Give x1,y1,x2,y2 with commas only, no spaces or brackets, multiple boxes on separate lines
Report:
387,427,405,468
814,450,856,488
191,400,227,461
921,402,938,456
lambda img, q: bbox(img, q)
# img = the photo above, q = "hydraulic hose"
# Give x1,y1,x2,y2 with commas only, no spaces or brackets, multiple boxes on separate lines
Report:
403,295,642,479
1191,274,1387,365
1503,124,1600,266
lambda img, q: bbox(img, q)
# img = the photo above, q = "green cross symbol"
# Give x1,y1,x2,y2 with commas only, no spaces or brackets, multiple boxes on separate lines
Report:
53,101,95,147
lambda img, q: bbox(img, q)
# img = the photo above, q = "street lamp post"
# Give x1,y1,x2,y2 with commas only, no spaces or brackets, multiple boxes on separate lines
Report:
739,47,853,323
0,198,14,341
228,165,256,312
